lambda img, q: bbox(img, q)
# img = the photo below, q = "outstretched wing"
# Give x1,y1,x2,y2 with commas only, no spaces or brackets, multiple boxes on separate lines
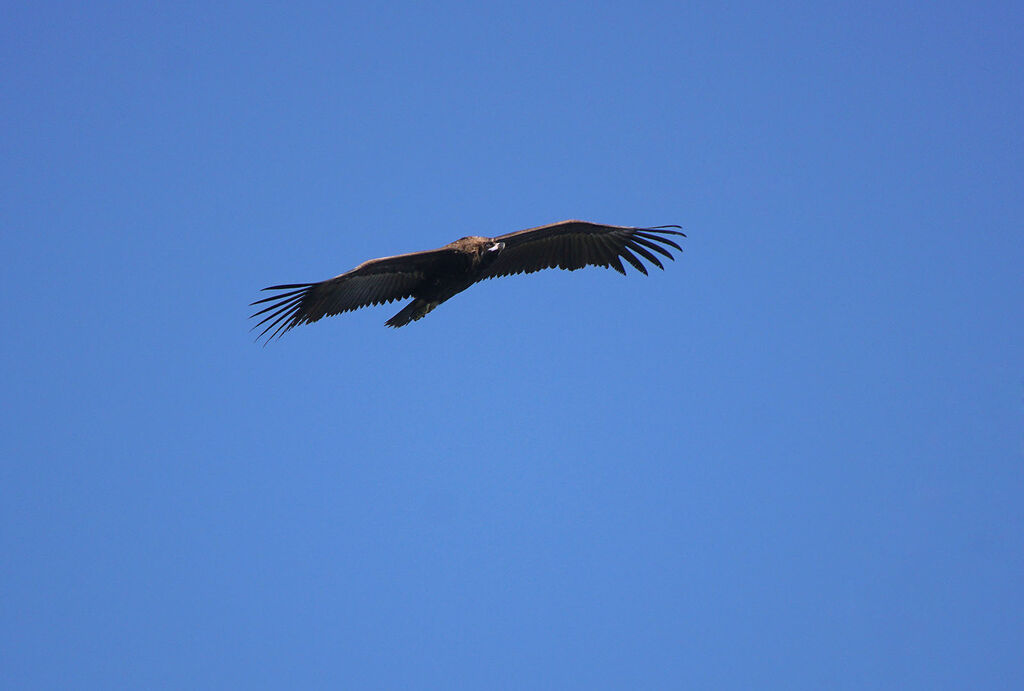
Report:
481,220,685,279
249,248,456,343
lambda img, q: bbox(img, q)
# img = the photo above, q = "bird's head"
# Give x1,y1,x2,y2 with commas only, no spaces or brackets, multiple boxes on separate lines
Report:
477,239,504,270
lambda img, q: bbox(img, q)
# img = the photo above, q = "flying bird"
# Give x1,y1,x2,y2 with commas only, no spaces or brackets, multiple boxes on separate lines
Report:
250,219,685,342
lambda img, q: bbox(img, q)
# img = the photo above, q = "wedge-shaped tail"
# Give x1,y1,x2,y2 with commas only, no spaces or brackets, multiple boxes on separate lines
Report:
385,299,441,328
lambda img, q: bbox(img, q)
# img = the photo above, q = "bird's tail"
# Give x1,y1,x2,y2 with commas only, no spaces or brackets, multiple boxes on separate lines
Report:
386,299,440,328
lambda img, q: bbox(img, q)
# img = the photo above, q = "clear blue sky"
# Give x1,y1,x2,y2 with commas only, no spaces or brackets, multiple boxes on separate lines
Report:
2,1,1021,688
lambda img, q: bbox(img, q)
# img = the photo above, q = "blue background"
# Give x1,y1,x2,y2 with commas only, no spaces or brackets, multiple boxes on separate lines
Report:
3,1,1022,688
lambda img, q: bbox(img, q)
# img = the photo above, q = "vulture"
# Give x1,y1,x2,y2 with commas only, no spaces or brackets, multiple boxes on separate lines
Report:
250,219,685,342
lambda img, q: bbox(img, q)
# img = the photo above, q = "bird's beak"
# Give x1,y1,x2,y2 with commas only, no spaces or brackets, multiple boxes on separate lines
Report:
489,242,505,252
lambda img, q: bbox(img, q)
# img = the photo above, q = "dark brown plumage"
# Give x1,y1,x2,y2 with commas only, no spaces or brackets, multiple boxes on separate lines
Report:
250,219,685,342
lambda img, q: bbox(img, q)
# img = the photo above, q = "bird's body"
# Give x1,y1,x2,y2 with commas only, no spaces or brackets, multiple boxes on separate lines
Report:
250,220,684,341
378,235,506,327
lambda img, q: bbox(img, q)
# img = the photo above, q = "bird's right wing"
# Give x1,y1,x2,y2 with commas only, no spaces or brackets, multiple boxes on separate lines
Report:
482,220,685,279
249,248,457,343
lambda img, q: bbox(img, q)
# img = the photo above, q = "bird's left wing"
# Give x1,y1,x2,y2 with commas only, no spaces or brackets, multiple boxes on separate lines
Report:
249,247,457,343
481,220,685,279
